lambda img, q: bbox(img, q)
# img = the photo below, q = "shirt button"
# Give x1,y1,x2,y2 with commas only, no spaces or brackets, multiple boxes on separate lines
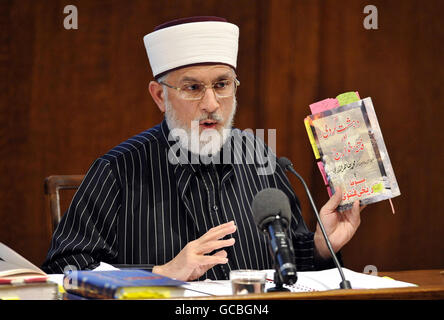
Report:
213,205,218,211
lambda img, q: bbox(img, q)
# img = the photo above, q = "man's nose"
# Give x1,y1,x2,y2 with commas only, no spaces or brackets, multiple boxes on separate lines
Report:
199,87,220,114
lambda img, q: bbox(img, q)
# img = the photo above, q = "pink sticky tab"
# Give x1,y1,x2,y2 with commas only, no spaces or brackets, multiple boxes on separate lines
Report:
327,186,333,197
309,98,340,114
355,91,360,99
317,161,328,185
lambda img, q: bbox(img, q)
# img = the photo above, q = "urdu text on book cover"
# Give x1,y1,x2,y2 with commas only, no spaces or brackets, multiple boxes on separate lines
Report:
304,92,400,212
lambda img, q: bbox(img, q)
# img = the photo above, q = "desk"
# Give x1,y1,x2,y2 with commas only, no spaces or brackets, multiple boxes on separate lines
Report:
180,269,444,300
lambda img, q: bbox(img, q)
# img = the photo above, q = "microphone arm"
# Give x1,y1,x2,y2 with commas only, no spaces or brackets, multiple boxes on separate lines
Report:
279,157,352,289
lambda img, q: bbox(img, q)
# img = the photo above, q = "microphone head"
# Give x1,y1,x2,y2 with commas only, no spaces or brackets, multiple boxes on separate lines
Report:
252,188,292,230
277,157,293,171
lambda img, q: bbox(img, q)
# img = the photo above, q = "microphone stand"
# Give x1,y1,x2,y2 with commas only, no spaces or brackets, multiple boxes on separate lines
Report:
267,269,290,292
282,160,352,289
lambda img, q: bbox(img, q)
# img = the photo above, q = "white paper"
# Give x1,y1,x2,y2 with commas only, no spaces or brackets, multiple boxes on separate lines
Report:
92,262,121,271
0,242,46,277
286,268,417,291
182,268,417,296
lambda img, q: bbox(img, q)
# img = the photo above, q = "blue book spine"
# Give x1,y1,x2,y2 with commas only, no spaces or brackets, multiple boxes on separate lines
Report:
63,270,185,299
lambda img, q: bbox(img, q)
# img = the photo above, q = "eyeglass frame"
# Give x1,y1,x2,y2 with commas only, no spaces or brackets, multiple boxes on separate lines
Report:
158,77,240,101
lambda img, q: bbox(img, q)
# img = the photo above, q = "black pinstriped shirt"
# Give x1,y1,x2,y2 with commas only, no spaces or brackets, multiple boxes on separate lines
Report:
42,119,335,279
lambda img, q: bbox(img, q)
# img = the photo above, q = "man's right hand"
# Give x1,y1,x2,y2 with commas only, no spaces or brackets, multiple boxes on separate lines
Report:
152,221,237,281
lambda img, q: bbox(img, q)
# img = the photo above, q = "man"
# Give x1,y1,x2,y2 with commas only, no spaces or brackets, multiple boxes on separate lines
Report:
42,17,363,281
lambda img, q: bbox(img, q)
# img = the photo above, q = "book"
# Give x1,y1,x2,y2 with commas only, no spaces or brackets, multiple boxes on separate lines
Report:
63,269,187,299
0,281,58,300
304,92,401,211
0,242,58,299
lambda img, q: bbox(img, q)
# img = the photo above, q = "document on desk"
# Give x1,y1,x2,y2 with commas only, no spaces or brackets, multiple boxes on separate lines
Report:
182,268,417,296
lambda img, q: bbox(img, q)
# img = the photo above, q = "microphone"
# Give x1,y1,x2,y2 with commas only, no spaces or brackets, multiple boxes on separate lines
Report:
252,188,298,288
277,156,352,289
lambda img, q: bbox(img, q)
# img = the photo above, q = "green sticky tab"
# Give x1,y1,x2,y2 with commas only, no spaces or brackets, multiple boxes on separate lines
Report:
336,92,360,106
372,183,384,194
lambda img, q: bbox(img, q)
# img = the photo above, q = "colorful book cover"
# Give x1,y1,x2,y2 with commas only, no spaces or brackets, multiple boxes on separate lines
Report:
304,94,400,211
64,269,187,299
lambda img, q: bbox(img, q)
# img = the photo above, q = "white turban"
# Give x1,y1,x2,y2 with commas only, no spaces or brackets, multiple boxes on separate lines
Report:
143,17,239,78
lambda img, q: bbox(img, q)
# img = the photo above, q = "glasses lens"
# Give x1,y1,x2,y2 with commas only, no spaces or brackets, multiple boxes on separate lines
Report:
178,78,239,100
180,82,205,100
214,80,235,98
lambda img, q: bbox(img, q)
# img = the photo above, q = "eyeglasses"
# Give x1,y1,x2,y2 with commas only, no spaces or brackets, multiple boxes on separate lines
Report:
159,78,240,101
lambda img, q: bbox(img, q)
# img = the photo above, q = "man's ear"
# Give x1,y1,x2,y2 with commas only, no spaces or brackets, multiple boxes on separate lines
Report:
148,81,166,113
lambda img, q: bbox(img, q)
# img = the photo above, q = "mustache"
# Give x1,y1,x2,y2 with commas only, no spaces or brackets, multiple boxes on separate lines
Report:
195,112,224,123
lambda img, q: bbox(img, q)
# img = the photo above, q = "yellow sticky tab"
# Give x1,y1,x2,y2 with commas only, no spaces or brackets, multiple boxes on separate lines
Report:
336,92,360,106
117,286,172,299
304,118,320,159
372,183,384,193
0,296,20,300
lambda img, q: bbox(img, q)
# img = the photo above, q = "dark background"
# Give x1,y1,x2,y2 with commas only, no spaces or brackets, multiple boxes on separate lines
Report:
0,0,442,272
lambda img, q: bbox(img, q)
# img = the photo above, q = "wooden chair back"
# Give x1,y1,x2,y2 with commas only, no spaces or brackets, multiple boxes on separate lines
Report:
44,175,84,232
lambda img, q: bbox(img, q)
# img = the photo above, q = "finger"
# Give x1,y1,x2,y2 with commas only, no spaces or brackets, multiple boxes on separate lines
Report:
202,221,235,236
198,221,237,243
198,238,235,255
348,200,361,226
321,187,343,213
197,254,229,267
198,251,229,273
213,250,228,258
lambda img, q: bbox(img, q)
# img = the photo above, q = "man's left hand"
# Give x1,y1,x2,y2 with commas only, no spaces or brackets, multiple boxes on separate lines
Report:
314,188,365,259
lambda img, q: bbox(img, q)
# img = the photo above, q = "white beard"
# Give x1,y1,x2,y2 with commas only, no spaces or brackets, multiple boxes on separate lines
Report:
164,95,237,157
